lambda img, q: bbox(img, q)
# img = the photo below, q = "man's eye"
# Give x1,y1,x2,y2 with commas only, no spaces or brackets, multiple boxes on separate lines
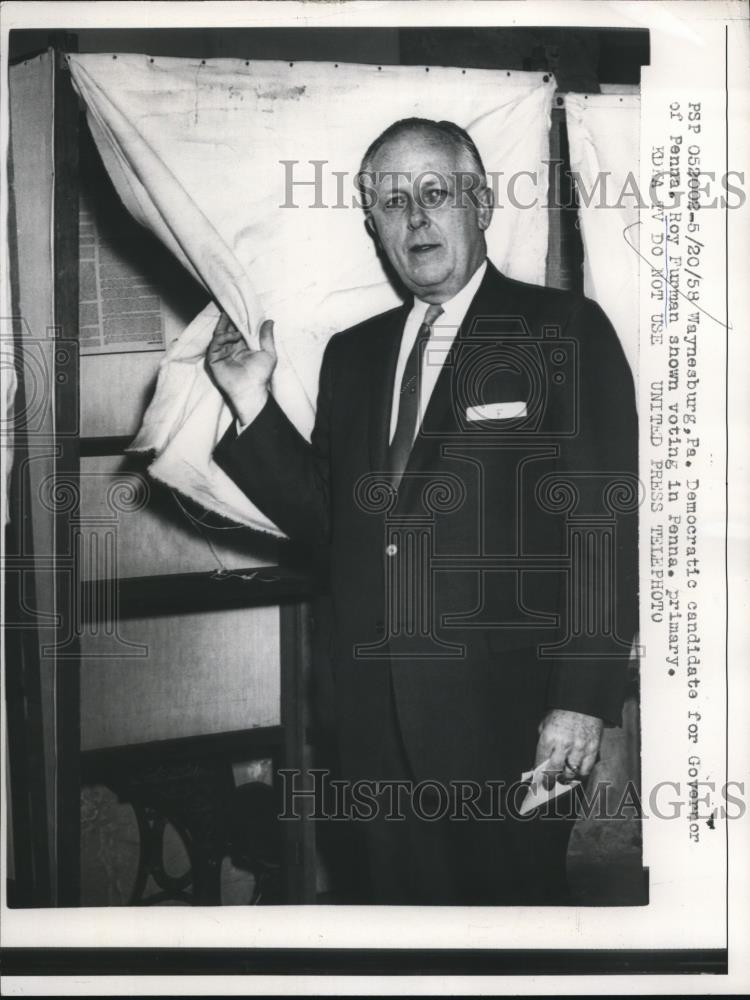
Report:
385,194,406,209
422,188,447,206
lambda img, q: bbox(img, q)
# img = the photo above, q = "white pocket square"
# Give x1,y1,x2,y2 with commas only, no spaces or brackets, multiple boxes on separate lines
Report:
466,401,527,422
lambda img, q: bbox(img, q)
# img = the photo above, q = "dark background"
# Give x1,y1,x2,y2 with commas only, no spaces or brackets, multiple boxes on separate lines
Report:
10,25,648,89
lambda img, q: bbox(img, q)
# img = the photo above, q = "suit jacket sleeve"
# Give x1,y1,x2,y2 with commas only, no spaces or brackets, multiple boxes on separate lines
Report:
544,297,639,726
213,337,335,551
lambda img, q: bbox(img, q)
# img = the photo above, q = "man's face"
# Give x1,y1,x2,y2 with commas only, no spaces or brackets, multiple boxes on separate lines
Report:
365,131,493,303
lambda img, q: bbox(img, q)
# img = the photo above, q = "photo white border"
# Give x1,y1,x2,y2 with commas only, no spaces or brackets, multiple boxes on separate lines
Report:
1,0,748,993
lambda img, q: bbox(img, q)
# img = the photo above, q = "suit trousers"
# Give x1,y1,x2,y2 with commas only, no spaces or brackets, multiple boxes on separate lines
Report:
322,660,580,906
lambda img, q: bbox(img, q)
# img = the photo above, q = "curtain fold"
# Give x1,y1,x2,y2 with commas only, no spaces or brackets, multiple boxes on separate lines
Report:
69,54,555,531
565,93,640,380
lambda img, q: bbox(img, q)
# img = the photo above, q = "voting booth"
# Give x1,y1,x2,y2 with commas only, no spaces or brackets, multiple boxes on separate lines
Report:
4,28,648,907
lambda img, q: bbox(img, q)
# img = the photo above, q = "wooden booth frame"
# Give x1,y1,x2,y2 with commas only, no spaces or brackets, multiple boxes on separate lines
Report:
6,40,317,908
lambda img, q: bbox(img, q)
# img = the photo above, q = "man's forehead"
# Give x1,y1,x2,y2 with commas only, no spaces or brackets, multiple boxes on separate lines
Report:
369,131,463,181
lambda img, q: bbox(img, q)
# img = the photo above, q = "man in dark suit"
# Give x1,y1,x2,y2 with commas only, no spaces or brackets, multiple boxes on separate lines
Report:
209,118,638,905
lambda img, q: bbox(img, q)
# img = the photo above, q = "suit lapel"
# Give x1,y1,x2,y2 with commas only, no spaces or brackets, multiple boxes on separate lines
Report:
367,301,411,475
366,263,522,485
401,263,514,483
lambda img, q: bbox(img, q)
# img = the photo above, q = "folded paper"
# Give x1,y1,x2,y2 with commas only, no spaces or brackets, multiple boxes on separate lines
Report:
519,757,580,816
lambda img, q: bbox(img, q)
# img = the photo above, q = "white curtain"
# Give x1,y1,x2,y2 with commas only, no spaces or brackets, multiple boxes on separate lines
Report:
565,93,640,379
69,54,555,532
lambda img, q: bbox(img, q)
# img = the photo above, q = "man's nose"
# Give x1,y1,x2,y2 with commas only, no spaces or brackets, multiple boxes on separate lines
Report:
407,201,429,230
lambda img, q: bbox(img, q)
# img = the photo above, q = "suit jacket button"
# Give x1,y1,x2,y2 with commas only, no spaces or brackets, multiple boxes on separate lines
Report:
385,543,398,557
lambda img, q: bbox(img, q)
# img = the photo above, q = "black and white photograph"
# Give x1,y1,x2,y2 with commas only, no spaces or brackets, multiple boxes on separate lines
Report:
1,1,748,995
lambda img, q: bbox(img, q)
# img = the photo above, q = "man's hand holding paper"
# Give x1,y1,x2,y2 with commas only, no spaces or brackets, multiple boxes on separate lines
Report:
534,708,604,790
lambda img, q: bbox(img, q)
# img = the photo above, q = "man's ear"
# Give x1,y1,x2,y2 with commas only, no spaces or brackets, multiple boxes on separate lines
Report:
477,183,494,232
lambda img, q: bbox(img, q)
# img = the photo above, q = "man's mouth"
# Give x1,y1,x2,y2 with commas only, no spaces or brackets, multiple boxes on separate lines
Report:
408,243,441,255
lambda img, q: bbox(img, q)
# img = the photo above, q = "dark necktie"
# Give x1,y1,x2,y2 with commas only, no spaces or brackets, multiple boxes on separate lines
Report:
387,303,444,487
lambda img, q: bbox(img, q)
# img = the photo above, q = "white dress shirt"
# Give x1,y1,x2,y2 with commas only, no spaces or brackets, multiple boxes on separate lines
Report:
389,259,487,443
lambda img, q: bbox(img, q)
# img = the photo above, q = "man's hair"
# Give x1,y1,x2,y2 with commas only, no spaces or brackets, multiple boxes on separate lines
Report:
358,117,487,199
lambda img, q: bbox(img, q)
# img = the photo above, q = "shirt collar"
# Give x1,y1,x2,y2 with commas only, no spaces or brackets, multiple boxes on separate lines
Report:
411,258,488,331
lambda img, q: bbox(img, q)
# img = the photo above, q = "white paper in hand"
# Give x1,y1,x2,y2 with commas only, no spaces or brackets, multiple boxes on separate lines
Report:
519,757,581,816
